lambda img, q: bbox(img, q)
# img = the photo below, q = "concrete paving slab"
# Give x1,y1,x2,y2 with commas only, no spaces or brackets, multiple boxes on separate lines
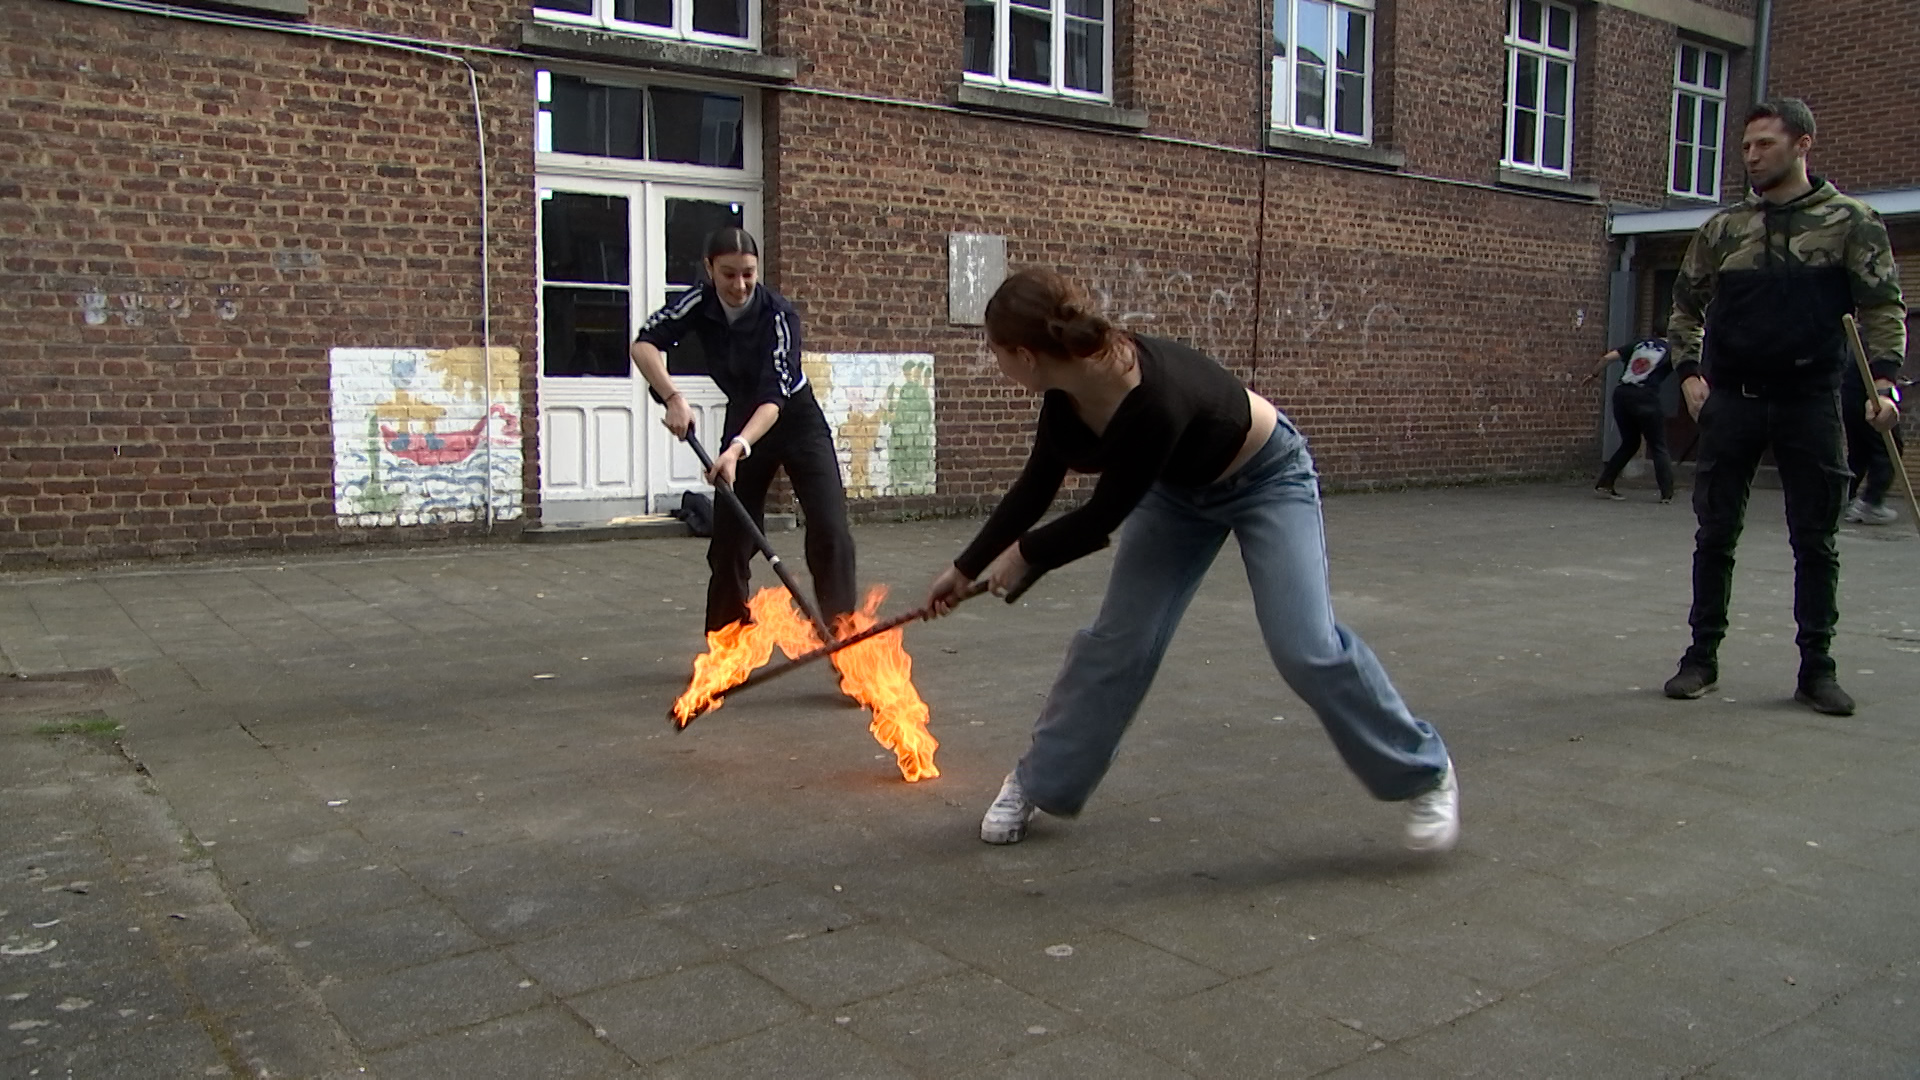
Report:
366,1005,638,1079
569,962,805,1065
1103,980,1377,1078
651,1015,917,1080
319,950,542,1051
3,483,1917,1075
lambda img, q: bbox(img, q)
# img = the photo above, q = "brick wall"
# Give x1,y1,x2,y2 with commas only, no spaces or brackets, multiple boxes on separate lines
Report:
1769,0,1920,194
0,3,535,567
3,0,1756,563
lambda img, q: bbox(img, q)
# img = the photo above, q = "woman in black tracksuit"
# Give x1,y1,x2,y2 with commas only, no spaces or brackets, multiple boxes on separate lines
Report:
629,228,856,634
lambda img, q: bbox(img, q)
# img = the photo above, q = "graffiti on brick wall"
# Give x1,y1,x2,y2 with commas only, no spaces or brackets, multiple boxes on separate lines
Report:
330,347,524,526
801,352,936,499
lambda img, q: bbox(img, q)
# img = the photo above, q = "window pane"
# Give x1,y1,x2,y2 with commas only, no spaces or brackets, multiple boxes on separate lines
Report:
1335,70,1365,136
1679,44,1699,85
1272,0,1287,59
542,193,630,284
1514,53,1538,111
1008,4,1052,84
611,0,672,27
1065,17,1104,92
1696,146,1717,196
1512,96,1538,165
964,0,995,74
1544,115,1566,169
1296,1,1329,68
648,87,744,168
535,0,593,15
1674,93,1694,144
1544,60,1568,116
1547,5,1571,50
1699,97,1721,153
1519,0,1543,43
1672,143,1690,192
1066,0,1103,17
691,0,747,38
1296,61,1326,130
543,287,631,378
1337,11,1366,74
1703,50,1724,90
1271,56,1287,126
546,76,644,159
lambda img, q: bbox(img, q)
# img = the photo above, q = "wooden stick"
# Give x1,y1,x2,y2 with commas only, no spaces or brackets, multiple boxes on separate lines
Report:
1840,315,1920,537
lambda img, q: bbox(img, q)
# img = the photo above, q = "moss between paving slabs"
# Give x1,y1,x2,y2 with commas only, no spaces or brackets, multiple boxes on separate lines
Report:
34,710,123,738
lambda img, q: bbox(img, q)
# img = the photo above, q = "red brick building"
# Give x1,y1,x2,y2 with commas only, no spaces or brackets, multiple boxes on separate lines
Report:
7,0,1896,567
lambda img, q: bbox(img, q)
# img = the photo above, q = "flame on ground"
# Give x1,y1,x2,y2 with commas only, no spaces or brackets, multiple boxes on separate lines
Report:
670,586,940,782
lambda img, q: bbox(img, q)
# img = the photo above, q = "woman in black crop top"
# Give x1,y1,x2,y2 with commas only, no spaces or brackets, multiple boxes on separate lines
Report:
926,268,1458,851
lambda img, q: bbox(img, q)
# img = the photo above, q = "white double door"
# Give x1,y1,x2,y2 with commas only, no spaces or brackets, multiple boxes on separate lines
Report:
536,175,760,514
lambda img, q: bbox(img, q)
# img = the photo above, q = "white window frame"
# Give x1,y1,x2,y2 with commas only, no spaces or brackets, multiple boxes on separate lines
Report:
1270,0,1374,143
535,68,761,180
533,0,758,51
963,0,1114,103
1669,41,1728,201
1503,0,1578,176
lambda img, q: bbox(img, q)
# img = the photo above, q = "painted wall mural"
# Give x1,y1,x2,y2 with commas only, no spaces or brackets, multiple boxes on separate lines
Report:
330,347,524,527
801,352,936,499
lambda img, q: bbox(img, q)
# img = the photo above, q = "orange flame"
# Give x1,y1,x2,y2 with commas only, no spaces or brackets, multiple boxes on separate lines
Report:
670,586,940,782
830,587,940,782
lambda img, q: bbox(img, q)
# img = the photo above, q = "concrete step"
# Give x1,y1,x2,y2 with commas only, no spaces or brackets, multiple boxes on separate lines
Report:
519,512,796,544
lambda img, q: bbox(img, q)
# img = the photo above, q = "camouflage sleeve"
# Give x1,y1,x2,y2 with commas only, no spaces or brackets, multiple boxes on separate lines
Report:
1847,208,1907,380
1666,216,1720,380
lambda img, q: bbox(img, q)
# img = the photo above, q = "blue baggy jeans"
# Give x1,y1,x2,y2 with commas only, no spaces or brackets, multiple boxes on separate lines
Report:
1014,418,1451,816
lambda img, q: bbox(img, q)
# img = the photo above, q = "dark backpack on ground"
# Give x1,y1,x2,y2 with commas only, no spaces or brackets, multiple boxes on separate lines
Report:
671,490,714,537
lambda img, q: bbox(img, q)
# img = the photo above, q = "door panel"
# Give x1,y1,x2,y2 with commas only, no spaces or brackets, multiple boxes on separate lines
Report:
537,180,645,502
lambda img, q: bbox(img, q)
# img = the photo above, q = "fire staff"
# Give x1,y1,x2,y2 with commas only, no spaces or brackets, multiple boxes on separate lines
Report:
631,228,858,635
925,268,1459,851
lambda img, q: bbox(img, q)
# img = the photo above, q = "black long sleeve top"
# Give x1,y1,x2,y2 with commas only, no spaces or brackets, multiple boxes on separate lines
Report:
954,334,1252,578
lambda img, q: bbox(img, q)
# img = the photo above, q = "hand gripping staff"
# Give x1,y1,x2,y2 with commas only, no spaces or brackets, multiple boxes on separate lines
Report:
1841,315,1920,538
670,570,1040,728
683,424,841,649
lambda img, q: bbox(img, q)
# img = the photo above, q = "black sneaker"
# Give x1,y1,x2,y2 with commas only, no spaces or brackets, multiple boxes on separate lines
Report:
1663,663,1717,699
1794,677,1855,717
1594,486,1625,501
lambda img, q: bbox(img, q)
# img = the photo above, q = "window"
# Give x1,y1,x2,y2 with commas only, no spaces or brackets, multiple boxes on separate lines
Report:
533,0,753,49
1670,42,1726,200
1504,0,1576,175
963,0,1111,101
1271,0,1372,142
536,71,745,169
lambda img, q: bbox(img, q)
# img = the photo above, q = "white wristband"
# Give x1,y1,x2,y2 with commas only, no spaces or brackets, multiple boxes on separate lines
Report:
730,435,752,459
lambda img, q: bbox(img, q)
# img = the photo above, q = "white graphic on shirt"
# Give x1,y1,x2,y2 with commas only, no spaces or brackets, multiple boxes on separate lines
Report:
1619,341,1668,386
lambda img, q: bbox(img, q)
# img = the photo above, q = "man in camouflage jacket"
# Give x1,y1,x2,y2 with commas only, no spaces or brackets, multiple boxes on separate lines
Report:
1663,98,1905,717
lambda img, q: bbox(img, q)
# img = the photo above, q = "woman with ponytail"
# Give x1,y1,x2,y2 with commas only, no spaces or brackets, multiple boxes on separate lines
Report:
631,227,856,635
926,268,1458,851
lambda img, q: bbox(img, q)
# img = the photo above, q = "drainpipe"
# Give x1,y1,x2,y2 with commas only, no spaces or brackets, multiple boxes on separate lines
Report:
1751,0,1773,103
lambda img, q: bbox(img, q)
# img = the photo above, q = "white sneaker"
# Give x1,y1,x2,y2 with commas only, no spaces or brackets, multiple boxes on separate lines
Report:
1852,499,1898,526
980,772,1035,845
1404,760,1459,853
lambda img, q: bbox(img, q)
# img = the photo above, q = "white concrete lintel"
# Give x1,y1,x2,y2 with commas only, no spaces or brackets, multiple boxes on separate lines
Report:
1610,187,1920,236
1597,0,1755,47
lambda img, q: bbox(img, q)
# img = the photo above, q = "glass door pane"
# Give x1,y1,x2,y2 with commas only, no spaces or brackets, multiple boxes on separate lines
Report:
540,191,632,377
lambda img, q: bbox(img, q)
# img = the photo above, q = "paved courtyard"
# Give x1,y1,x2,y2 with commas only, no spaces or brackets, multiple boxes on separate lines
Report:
2,482,1917,1078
